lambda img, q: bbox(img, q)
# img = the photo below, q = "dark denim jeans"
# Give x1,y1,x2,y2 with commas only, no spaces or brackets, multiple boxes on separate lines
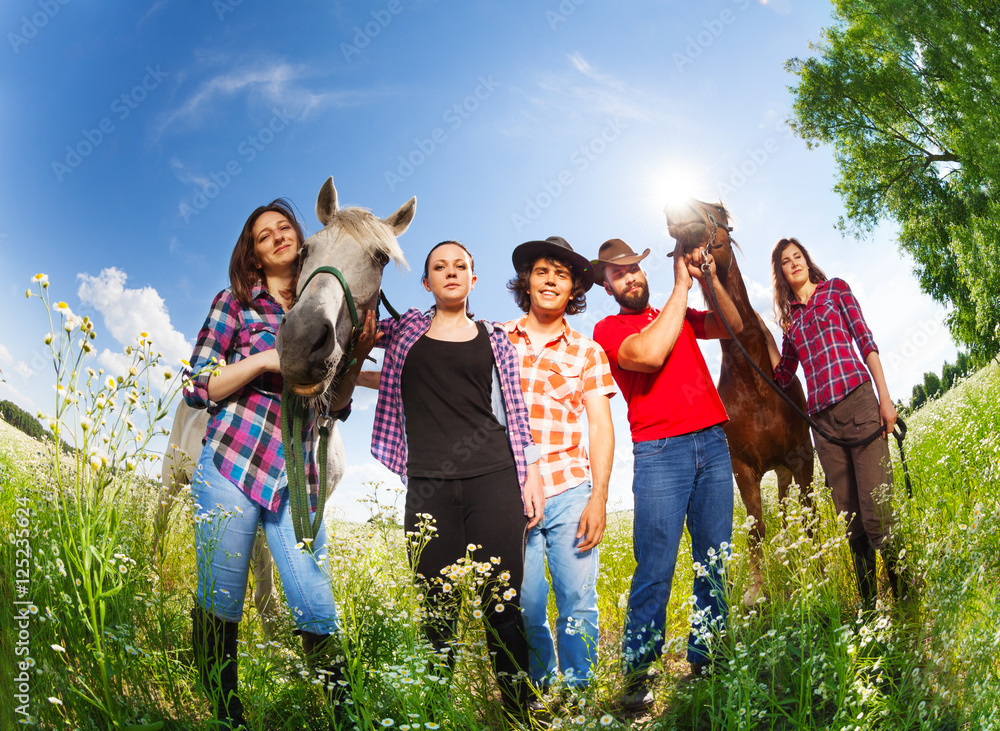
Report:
623,425,733,671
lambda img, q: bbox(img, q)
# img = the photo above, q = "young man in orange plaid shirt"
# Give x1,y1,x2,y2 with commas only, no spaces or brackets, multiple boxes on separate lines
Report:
504,236,616,693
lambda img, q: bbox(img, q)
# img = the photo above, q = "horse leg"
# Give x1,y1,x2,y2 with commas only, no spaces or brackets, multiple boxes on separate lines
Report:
784,439,817,536
152,453,185,559
251,530,278,636
732,458,765,606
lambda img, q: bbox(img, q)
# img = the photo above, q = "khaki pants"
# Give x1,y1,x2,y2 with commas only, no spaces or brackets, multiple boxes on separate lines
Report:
812,382,895,549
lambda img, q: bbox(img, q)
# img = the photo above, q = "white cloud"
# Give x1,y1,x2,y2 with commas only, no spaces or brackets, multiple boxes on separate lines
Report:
514,53,659,132
0,344,11,365
76,268,192,369
157,61,373,137
13,362,32,378
0,381,37,415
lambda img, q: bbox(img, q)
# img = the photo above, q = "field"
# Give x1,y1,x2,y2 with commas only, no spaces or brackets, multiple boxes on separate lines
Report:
2,307,999,729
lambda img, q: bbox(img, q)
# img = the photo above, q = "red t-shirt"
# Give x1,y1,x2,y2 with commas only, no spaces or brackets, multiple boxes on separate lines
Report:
593,307,728,442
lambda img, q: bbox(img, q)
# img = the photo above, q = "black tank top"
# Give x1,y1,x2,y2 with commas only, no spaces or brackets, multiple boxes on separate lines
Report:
401,322,516,479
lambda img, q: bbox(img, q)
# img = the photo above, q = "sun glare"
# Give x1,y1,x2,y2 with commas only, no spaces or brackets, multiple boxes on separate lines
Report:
648,167,705,214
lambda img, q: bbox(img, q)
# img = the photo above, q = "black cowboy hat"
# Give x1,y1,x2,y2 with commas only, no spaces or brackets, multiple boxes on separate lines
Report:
591,238,651,284
512,236,596,292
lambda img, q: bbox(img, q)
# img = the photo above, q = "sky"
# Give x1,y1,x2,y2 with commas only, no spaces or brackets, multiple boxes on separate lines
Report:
0,1,957,522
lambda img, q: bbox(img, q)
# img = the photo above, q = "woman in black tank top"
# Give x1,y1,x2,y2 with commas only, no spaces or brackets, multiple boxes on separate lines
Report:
361,241,544,724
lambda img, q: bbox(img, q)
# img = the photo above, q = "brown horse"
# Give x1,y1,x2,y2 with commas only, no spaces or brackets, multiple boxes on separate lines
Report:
666,199,814,604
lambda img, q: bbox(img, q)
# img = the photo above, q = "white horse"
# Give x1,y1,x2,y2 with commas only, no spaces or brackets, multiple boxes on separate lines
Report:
160,176,413,621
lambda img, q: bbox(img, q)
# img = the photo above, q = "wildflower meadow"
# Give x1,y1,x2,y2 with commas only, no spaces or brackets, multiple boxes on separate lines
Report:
2,277,998,730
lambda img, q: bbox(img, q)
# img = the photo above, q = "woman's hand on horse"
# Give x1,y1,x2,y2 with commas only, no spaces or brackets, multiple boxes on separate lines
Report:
355,310,384,361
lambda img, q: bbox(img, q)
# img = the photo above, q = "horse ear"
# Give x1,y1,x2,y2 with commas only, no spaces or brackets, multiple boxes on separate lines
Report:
316,176,339,226
384,196,416,236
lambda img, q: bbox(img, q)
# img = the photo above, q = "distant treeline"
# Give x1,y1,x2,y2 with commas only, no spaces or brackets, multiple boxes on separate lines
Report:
0,400,73,453
903,352,981,413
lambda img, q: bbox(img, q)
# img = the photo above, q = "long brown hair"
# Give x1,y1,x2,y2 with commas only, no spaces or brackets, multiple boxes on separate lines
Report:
229,199,305,309
771,237,827,331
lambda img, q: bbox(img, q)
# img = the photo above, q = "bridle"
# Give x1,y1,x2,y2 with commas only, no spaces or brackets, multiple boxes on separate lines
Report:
283,259,401,544
668,200,913,496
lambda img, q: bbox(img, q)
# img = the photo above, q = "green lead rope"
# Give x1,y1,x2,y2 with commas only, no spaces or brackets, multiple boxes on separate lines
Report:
282,384,330,545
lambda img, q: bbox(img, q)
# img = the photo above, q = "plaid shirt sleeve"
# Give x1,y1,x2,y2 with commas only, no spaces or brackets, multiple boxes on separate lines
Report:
488,324,537,507
184,289,242,409
582,339,616,401
834,279,878,360
370,308,431,480
773,334,800,389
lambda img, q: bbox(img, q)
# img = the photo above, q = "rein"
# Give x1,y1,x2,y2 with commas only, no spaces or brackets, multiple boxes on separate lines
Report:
282,264,402,543
687,216,913,497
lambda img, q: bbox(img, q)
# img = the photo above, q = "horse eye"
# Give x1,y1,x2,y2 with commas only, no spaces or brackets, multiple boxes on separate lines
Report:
373,251,389,266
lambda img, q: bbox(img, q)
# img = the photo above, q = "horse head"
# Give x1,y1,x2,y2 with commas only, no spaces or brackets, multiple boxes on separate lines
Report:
277,176,414,398
664,198,735,278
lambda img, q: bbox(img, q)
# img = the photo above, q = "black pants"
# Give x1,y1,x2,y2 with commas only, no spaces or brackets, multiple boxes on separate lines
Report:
404,466,529,680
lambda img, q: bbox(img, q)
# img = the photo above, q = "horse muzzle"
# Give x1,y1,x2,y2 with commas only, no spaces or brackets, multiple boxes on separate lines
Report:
276,300,346,397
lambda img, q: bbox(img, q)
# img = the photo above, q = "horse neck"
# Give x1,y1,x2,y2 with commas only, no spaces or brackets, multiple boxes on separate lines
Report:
717,254,771,367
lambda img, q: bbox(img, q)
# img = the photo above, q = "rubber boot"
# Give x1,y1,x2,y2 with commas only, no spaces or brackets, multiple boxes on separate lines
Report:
486,612,534,725
300,631,352,728
192,606,245,729
849,535,878,613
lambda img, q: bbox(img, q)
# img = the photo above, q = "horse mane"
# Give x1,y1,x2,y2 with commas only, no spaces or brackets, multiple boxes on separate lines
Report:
330,206,409,270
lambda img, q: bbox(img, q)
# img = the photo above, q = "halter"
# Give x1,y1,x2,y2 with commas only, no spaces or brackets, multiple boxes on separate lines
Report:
296,265,362,385
284,263,401,544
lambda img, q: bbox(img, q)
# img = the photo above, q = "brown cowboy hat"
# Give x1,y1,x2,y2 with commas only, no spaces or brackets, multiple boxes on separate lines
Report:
591,238,651,283
512,236,595,292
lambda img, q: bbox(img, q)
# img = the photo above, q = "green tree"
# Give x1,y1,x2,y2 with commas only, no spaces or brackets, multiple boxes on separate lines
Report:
0,399,47,441
787,0,1000,360
923,371,942,401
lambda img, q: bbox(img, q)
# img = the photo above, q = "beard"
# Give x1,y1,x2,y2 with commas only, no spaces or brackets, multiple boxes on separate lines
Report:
613,282,649,312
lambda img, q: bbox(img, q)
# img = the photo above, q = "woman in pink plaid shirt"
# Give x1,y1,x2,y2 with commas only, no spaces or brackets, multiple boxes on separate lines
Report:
766,237,903,612
185,200,359,728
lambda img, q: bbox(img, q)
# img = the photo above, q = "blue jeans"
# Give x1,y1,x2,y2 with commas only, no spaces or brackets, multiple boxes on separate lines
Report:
623,425,733,671
521,482,600,687
192,444,339,633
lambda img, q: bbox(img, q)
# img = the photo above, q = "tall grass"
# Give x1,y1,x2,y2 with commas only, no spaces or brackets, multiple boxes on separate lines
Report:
2,277,998,730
